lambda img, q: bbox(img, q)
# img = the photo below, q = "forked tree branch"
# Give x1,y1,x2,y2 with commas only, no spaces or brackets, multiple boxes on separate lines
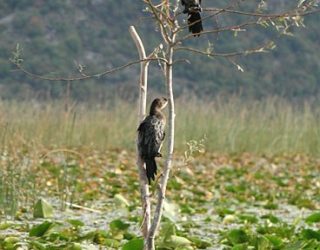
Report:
129,26,152,244
145,0,172,44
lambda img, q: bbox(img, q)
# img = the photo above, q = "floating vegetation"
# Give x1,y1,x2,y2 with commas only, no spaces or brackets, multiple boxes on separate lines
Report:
0,149,319,249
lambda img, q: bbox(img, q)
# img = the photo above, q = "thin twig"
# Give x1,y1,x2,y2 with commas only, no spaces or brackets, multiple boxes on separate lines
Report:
202,7,320,18
175,42,271,58
41,148,86,165
64,202,102,213
145,0,172,44
176,19,259,44
13,58,167,82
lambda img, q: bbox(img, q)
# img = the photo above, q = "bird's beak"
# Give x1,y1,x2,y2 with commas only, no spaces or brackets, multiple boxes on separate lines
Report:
162,97,168,109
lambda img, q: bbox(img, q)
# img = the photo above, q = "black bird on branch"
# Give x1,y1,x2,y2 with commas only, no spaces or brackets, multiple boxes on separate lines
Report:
182,0,203,36
138,97,168,184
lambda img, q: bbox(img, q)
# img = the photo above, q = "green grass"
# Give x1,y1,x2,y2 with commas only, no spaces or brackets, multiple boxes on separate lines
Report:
177,96,320,155
0,97,319,155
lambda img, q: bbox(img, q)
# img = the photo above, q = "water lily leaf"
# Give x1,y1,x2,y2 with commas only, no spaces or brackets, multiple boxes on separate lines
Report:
231,244,248,250
188,236,212,248
305,212,320,224
256,236,272,249
67,219,85,228
161,222,177,241
122,238,143,250
114,194,130,207
3,236,19,250
123,231,137,240
265,235,283,248
29,240,46,250
109,219,130,231
166,235,192,248
261,214,280,224
46,231,69,242
283,241,301,250
79,231,96,241
227,229,248,245
93,230,109,244
105,238,121,248
33,198,53,218
0,222,13,230
223,215,237,224
263,203,278,210
180,204,195,214
301,229,320,240
238,214,258,224
176,246,194,250
69,242,82,250
163,200,179,222
216,207,235,217
29,221,55,237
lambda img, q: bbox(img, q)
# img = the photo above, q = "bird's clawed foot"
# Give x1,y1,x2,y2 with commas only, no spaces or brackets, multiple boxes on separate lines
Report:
156,152,162,157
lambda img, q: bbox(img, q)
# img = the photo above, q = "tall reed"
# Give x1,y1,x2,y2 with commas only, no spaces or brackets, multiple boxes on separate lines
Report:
0,97,319,155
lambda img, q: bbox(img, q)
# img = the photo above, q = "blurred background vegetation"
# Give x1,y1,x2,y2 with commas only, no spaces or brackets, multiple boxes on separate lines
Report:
1,97,320,155
0,0,319,101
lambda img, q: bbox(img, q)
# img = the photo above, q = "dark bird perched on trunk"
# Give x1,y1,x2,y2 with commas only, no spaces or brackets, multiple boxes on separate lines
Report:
138,97,168,184
181,0,203,36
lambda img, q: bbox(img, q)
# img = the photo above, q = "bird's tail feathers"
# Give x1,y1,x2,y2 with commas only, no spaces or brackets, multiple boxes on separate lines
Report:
188,12,203,36
145,158,157,185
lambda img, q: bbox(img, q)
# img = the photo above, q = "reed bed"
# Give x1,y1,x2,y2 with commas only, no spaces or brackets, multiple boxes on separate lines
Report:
0,97,319,155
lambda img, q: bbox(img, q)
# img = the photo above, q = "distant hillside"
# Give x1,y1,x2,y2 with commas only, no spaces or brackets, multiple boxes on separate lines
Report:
0,0,319,101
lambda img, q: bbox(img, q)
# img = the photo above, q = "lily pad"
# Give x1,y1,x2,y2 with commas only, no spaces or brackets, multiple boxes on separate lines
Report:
33,198,53,218
122,238,143,250
29,221,55,237
163,200,179,222
305,212,320,224
166,235,192,248
67,219,85,228
114,194,130,207
301,229,320,240
3,236,19,250
110,219,130,231
188,236,212,248
227,229,248,245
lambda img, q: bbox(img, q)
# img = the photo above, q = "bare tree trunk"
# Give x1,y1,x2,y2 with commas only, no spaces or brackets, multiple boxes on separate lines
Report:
129,26,151,249
147,35,176,250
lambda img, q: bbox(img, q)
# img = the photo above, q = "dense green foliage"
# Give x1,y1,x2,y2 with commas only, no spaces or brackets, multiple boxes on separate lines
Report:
0,0,319,100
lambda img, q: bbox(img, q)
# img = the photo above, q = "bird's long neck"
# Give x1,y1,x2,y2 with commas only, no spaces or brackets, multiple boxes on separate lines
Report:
150,107,161,116
150,108,165,121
